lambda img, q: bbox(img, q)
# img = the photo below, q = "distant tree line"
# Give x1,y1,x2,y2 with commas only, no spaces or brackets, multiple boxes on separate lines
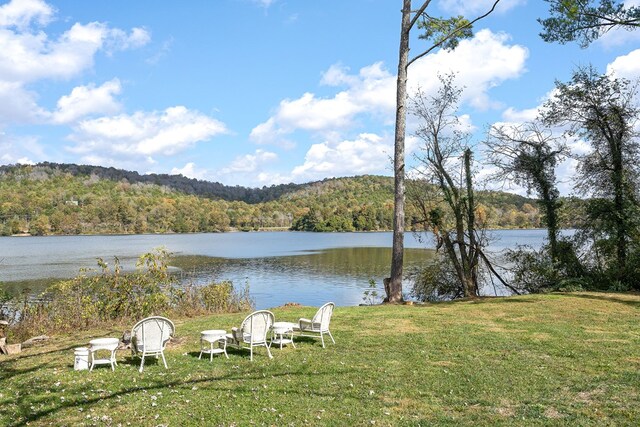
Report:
0,164,549,236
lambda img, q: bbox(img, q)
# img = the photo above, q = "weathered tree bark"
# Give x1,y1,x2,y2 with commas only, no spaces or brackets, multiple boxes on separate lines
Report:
387,0,412,303
387,0,501,302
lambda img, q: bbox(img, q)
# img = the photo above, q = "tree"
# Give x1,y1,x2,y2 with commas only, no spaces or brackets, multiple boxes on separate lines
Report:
540,0,640,47
408,76,508,298
541,66,640,282
485,121,568,262
387,0,502,303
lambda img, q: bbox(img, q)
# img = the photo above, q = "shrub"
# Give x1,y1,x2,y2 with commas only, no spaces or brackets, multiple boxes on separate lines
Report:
9,248,254,341
409,254,464,301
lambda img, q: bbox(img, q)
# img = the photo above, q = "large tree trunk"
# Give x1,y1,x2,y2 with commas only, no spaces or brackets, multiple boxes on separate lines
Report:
387,0,412,303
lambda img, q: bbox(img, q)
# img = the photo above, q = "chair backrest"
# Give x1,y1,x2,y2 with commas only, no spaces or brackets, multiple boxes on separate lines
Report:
132,316,175,352
312,302,334,331
241,310,274,344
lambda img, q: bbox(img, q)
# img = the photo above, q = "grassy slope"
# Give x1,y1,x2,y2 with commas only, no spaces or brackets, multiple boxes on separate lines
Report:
1,293,639,426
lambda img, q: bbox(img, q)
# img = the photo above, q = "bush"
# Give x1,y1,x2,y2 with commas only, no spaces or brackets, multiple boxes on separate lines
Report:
409,254,464,301
9,248,254,341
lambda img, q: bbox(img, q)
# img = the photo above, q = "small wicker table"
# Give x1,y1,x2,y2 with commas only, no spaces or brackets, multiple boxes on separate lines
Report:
89,338,119,371
270,322,296,349
199,330,228,361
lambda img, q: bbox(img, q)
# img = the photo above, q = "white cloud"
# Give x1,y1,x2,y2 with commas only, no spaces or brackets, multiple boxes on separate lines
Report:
0,1,150,126
606,49,640,80
52,79,122,124
213,149,281,186
0,133,45,165
408,29,528,110
171,162,208,180
291,133,392,182
501,106,539,123
251,30,527,146
104,26,151,54
0,81,47,124
67,106,228,161
439,0,525,16
251,62,395,146
221,149,278,174
0,0,53,28
0,21,149,84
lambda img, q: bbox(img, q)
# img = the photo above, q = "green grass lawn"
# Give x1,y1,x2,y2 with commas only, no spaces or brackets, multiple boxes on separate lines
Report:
1,292,639,426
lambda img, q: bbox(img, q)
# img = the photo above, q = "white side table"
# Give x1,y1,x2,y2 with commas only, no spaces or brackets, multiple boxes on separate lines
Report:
270,322,296,349
199,329,228,361
89,338,119,371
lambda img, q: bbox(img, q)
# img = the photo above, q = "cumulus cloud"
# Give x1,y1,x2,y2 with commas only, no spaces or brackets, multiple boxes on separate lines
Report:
0,133,45,165
0,21,150,84
251,30,527,148
213,149,281,186
0,0,53,28
219,149,278,176
606,49,640,80
0,81,47,124
66,106,228,162
290,133,392,182
51,79,122,124
250,62,395,146
171,162,209,180
0,0,150,129
408,29,528,110
439,0,525,15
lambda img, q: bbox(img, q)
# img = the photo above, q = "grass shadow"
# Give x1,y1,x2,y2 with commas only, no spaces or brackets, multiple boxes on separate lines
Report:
7,360,357,427
563,292,640,309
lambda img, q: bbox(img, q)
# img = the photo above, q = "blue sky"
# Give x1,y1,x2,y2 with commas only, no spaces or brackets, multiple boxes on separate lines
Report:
1,0,639,192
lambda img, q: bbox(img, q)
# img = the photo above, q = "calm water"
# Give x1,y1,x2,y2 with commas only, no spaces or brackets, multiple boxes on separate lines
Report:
0,230,549,308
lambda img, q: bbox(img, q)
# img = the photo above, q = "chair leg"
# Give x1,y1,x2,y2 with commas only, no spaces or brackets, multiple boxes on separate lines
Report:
320,332,326,348
265,343,273,359
250,345,254,361
139,355,145,373
161,351,168,369
327,330,335,344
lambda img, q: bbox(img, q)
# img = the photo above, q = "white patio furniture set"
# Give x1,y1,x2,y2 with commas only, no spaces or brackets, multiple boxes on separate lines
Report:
77,302,335,372
201,302,336,362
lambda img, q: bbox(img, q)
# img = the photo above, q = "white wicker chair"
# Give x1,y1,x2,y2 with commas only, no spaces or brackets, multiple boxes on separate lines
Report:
131,316,175,372
294,302,335,348
226,310,274,361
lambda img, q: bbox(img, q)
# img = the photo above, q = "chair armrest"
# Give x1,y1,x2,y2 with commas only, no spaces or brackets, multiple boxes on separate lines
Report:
298,318,313,330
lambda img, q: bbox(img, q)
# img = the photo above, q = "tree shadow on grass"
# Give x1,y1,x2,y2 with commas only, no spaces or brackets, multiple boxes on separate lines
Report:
7,362,358,427
563,292,640,309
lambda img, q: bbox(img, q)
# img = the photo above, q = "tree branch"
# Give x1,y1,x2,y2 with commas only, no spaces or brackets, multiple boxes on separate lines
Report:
409,0,433,32
407,0,501,68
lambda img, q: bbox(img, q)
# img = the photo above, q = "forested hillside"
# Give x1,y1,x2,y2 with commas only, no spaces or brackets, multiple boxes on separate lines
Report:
0,163,571,236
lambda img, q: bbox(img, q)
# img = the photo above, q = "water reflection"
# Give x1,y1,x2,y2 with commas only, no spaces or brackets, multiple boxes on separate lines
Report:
173,247,433,308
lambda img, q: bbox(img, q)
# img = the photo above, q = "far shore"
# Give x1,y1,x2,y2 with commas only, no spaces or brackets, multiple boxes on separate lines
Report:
6,226,550,238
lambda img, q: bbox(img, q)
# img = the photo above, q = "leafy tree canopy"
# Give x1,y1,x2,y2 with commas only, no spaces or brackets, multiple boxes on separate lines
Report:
540,0,640,47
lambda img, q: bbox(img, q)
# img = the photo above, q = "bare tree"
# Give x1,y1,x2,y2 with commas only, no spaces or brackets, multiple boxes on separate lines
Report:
387,0,502,303
408,76,515,298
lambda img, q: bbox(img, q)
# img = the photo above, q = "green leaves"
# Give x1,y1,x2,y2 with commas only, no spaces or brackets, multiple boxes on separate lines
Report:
539,0,640,47
417,15,473,51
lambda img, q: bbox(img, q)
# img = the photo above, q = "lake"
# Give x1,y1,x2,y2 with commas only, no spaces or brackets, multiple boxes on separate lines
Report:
0,230,549,308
